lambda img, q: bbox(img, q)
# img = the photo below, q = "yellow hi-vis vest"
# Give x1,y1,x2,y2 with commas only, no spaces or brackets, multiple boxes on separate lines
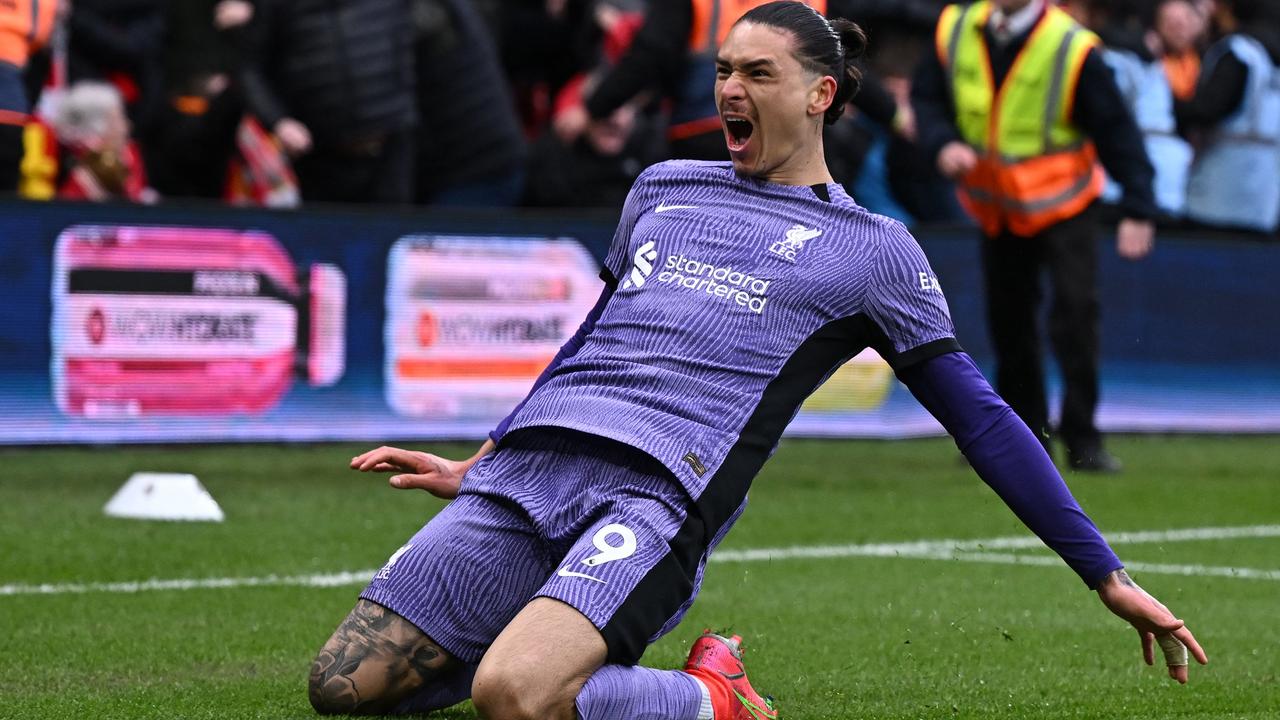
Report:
936,1,1105,237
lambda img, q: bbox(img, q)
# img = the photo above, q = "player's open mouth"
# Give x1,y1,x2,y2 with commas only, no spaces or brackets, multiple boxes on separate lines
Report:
723,115,754,152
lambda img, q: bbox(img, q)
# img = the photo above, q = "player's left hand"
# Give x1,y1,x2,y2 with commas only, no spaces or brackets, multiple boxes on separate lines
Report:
349,446,465,499
1095,568,1208,683
1116,218,1155,260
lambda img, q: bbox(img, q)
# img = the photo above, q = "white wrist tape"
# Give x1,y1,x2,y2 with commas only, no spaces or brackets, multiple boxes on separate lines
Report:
1158,634,1189,667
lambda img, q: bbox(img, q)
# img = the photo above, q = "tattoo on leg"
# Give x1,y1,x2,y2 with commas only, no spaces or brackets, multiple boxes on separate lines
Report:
309,600,460,715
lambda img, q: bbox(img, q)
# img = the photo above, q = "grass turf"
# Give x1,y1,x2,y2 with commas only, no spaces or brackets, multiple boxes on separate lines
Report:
1,435,1277,719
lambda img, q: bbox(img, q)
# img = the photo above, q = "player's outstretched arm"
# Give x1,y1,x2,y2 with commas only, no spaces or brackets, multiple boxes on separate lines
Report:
898,351,1209,682
1095,568,1208,683
349,439,495,499
898,352,1124,582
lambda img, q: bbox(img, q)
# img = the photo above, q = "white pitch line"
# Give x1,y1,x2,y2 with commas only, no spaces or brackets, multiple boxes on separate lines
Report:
710,524,1280,561
3,524,1279,597
0,570,380,596
876,550,1280,581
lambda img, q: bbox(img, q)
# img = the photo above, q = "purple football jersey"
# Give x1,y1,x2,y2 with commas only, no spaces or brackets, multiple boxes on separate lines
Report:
507,160,960,498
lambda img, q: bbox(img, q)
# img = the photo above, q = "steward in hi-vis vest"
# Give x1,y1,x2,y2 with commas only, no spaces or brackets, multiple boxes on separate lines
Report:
0,0,58,191
911,0,1158,474
934,0,1103,237
0,0,56,73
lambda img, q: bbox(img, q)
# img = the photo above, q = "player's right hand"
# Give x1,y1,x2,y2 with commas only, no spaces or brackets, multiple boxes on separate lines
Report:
1095,568,1208,683
350,446,464,499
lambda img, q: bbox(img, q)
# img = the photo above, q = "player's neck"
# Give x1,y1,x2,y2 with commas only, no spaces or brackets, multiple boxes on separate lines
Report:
756,147,835,187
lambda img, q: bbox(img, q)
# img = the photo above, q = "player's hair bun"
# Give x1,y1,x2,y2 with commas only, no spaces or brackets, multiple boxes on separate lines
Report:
827,18,867,125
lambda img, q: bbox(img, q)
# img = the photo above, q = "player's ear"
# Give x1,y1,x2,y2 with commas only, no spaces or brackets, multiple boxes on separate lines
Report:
807,74,837,118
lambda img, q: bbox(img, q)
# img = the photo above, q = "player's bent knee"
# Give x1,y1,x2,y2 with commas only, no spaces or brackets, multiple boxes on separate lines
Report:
308,599,461,715
472,659,574,720
472,597,605,720
471,677,544,720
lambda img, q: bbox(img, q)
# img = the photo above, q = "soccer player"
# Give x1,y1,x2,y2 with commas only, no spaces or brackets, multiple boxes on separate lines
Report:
310,3,1207,718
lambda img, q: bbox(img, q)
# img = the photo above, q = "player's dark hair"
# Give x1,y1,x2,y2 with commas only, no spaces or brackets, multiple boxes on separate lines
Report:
735,1,868,125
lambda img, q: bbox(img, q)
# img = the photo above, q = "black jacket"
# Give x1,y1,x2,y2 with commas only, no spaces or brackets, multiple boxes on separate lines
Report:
412,0,526,197
67,0,165,133
1177,27,1280,133
240,0,416,145
162,0,243,92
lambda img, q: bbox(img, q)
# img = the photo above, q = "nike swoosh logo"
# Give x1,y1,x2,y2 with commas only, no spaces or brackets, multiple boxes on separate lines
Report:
556,567,607,584
733,689,777,720
655,203,699,213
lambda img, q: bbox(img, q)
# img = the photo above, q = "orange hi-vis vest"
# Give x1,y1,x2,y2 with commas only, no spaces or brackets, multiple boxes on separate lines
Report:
669,0,826,141
936,1,1105,237
0,0,56,68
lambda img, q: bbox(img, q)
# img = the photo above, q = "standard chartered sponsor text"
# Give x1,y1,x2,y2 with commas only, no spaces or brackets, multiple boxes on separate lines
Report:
657,255,771,314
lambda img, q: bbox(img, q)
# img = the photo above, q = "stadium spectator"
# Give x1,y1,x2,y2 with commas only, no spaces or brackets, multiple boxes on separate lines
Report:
524,3,663,208
1067,0,1201,218
1148,0,1207,100
239,0,417,205
525,72,665,207
554,0,911,161
145,0,248,199
53,80,154,202
498,0,599,138
0,0,58,193
310,5,1204,717
913,0,1158,473
411,0,527,207
881,73,973,223
836,7,973,225
842,111,914,220
1181,0,1280,233
64,0,165,139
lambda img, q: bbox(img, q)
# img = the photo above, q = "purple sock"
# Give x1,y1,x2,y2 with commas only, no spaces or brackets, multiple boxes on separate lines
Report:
575,664,710,720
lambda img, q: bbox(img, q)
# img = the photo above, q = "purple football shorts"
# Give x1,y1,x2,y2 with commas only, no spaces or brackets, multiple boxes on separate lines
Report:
360,428,746,665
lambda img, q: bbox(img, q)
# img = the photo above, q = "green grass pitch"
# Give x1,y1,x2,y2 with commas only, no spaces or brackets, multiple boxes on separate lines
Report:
1,435,1277,719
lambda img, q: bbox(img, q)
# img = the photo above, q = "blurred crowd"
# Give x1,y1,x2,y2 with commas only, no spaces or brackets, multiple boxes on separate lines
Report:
0,0,1276,234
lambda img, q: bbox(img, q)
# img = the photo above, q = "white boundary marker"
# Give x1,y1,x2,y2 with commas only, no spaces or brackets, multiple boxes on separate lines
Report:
3,524,1279,597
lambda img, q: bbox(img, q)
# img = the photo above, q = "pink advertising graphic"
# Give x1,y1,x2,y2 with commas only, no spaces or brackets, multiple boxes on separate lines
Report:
52,225,345,418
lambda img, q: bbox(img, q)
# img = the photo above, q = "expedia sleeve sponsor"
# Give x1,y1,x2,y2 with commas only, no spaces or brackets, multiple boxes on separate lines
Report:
863,227,957,365
51,225,346,418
